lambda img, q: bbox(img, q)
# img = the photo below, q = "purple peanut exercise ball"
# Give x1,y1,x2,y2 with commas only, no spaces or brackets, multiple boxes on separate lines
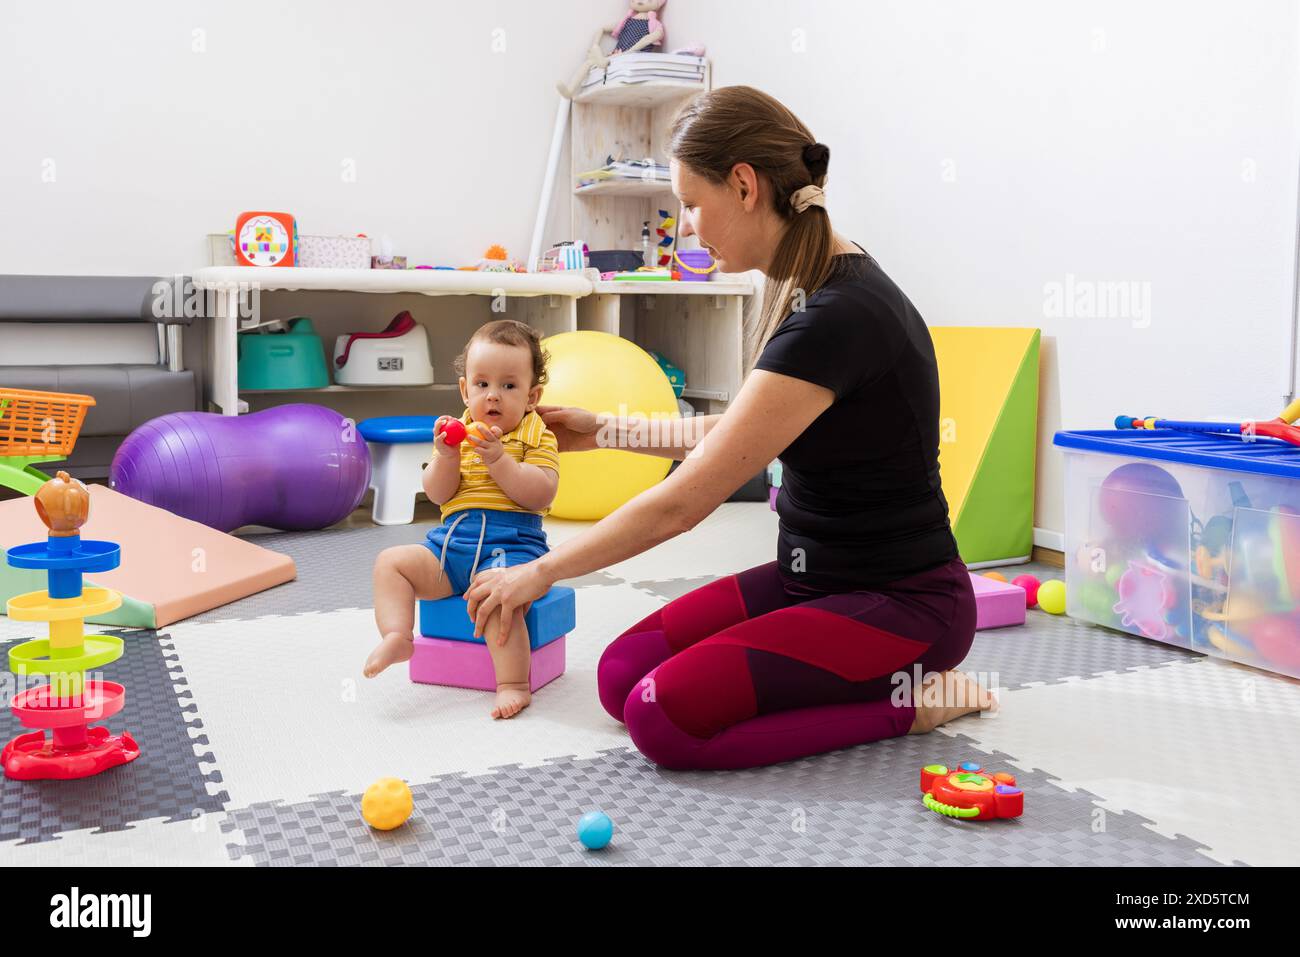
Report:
110,404,371,532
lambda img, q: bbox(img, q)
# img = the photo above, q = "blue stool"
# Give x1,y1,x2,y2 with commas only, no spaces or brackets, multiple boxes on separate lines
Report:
357,416,435,525
418,586,575,649
411,587,575,692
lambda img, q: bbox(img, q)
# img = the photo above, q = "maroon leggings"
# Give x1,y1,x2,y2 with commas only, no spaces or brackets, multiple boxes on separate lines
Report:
597,557,976,770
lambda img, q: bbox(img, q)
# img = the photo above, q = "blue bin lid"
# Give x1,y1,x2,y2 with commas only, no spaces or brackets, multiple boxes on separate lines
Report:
1054,429,1300,479
358,415,437,443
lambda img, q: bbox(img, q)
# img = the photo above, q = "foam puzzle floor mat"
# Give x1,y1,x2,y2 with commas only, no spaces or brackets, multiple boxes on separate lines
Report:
1,504,1297,866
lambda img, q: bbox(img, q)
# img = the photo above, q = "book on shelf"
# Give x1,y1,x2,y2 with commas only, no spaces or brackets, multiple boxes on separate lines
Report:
576,157,670,188
608,52,707,67
581,52,706,90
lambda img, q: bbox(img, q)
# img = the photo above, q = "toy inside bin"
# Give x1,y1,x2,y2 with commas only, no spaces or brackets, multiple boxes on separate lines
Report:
1056,428,1300,678
0,388,96,495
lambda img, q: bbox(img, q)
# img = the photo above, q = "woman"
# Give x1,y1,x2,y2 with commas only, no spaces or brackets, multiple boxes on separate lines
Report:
467,86,995,770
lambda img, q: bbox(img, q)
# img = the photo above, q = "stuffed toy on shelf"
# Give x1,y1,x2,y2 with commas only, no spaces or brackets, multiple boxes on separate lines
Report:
558,0,667,99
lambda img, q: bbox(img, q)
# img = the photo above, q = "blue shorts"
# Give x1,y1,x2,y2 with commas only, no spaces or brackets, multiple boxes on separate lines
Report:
424,509,549,595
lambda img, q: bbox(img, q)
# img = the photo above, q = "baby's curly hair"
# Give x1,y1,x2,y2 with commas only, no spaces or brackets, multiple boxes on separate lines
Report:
454,319,549,387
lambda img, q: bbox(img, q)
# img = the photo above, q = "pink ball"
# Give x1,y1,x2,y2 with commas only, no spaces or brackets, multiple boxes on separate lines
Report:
1012,574,1041,608
1249,614,1300,671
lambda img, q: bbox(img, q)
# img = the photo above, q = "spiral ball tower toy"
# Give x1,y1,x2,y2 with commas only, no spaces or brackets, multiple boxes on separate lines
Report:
2,471,139,780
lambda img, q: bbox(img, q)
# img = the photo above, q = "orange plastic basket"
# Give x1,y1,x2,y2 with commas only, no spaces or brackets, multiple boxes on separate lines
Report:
0,388,96,457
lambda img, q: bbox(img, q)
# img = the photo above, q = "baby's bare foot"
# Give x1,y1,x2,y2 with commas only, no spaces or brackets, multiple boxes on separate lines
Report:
908,670,998,734
491,682,531,720
364,631,415,678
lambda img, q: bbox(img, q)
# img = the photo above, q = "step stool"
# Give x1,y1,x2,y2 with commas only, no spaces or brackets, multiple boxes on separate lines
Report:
411,586,575,692
357,416,435,525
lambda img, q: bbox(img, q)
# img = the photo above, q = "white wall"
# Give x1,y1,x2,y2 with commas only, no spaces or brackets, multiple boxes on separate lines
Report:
0,0,602,275
668,0,1300,538
4,0,1299,538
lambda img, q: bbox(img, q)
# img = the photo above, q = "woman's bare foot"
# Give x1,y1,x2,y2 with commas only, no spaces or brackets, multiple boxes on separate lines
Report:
364,631,415,678
492,681,531,720
908,670,998,734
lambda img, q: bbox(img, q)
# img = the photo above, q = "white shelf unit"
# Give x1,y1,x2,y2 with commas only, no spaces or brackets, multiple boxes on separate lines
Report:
239,384,461,395
566,67,750,416
194,66,752,423
573,77,708,108
193,267,591,419
194,265,751,420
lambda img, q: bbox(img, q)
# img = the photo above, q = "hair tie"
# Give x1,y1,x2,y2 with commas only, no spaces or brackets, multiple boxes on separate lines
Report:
802,142,830,177
790,185,826,214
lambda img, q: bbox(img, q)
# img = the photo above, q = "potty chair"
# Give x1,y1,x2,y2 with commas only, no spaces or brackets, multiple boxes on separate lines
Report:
237,317,329,391
333,311,434,386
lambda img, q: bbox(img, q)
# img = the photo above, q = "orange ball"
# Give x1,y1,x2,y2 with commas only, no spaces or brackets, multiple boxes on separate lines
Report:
983,571,1008,583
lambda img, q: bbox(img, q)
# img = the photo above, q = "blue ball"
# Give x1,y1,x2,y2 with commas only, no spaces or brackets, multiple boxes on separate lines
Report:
576,811,613,850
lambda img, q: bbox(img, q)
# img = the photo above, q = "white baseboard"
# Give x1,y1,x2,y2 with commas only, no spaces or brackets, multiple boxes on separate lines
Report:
1033,527,1065,552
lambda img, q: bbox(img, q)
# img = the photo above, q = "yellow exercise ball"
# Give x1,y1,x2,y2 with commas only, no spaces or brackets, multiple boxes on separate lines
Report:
541,331,680,521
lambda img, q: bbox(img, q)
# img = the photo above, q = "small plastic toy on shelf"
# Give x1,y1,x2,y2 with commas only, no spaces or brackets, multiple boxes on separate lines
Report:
473,244,527,273
537,241,587,272
234,210,297,267
920,761,1024,821
2,471,140,780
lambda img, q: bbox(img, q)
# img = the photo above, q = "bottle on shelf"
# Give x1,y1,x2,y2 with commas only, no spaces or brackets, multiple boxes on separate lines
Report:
641,222,653,268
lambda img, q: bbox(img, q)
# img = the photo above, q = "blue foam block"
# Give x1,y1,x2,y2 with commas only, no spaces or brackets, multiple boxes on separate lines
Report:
419,586,575,649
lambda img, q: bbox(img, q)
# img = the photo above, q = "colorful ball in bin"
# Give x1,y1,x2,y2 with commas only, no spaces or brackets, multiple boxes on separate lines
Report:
1037,579,1067,615
1098,463,1185,545
1248,614,1300,672
576,810,614,849
540,332,678,521
983,571,1007,583
1080,579,1120,624
1012,575,1040,608
361,777,414,831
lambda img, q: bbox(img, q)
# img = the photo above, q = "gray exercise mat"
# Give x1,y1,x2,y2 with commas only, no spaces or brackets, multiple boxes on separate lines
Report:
221,734,1222,867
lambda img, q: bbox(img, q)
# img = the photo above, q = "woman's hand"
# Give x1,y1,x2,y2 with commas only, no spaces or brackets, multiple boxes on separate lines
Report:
536,405,601,452
465,560,555,646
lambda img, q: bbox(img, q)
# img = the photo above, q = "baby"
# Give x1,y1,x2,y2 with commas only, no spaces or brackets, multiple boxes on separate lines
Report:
363,319,560,719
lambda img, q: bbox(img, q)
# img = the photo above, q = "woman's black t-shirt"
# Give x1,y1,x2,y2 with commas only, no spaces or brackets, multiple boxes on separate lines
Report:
753,250,959,592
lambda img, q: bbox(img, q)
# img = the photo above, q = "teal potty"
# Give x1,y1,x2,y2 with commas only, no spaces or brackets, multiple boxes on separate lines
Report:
238,317,329,390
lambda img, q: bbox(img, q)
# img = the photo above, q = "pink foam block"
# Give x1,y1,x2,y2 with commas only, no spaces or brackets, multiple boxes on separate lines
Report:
409,635,566,692
970,573,1027,630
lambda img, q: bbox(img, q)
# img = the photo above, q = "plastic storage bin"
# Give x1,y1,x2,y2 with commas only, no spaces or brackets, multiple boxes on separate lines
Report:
1055,428,1300,679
